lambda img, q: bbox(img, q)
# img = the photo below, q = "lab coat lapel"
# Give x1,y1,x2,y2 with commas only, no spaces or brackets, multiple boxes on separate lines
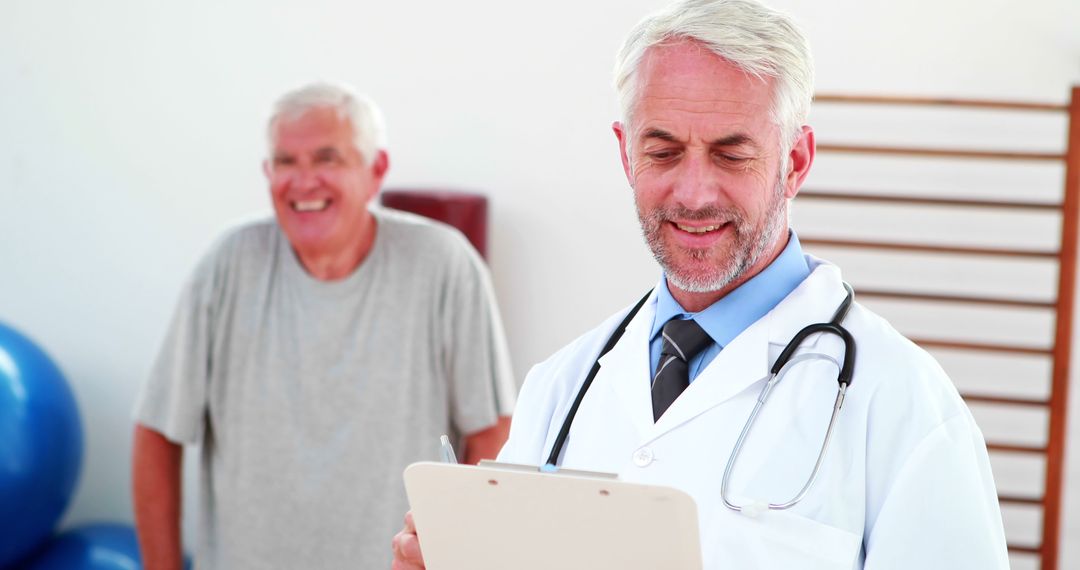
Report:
595,290,658,440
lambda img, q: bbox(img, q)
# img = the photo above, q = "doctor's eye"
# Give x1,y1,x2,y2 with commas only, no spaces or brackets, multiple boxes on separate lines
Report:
646,149,682,163
712,152,750,166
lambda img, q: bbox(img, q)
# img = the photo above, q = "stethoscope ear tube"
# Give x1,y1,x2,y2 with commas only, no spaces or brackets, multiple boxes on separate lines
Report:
834,326,856,387
770,323,856,387
769,283,857,387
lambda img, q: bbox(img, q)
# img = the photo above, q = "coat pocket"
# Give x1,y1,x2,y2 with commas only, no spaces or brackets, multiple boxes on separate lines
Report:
711,508,861,569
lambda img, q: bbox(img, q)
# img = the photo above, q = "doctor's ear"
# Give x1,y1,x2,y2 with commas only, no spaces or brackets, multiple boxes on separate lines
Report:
783,126,815,199
613,121,634,186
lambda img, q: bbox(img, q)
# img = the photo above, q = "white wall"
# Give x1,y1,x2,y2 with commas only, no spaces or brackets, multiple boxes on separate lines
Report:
2,0,1078,566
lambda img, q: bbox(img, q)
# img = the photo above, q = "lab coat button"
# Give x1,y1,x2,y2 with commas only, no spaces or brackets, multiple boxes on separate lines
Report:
633,447,654,467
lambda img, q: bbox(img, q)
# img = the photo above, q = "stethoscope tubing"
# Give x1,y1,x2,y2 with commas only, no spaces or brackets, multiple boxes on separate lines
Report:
721,353,848,512
545,282,856,515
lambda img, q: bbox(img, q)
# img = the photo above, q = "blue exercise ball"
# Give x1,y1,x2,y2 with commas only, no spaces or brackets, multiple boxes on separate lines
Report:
17,523,191,570
0,321,83,568
17,522,137,570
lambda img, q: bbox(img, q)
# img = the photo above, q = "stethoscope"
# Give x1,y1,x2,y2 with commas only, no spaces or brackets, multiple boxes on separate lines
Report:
543,282,856,515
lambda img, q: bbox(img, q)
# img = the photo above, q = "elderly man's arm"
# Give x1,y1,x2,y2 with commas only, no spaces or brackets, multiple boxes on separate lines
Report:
462,416,511,464
132,423,185,570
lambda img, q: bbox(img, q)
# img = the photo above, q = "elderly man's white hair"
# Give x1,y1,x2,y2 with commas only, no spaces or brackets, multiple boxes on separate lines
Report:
267,82,387,165
614,0,813,157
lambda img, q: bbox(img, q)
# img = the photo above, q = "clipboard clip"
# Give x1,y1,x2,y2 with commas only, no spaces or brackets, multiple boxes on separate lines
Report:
477,460,619,480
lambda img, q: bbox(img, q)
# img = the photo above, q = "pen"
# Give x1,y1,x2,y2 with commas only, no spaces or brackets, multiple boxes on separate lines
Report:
439,434,458,464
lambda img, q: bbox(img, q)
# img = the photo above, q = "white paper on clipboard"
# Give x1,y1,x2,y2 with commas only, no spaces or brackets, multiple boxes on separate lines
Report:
403,461,703,570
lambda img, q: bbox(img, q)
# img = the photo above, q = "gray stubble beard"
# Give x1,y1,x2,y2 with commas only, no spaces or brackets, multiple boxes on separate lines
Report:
636,176,788,294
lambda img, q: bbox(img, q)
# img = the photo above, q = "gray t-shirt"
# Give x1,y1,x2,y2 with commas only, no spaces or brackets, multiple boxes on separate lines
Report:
135,208,516,569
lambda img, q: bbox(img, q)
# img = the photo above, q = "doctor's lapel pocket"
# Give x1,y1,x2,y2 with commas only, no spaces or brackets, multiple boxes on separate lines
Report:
714,508,862,569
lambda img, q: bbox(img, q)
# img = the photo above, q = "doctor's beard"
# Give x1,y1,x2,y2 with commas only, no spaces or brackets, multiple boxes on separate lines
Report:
637,177,788,294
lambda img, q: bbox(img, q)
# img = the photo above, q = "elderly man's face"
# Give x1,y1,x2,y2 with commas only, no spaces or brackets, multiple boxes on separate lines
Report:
615,39,811,300
264,107,386,262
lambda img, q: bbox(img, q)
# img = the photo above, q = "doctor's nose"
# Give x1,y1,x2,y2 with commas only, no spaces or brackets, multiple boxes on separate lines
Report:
670,155,722,211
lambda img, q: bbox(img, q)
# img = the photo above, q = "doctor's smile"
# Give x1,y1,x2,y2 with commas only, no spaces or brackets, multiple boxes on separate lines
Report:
673,222,724,234
665,218,735,252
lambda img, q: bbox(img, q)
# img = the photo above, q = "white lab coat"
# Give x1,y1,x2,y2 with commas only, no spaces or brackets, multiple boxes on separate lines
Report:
498,257,1009,569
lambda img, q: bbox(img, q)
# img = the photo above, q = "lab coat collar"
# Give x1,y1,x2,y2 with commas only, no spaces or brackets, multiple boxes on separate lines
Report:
765,256,850,349
600,258,851,441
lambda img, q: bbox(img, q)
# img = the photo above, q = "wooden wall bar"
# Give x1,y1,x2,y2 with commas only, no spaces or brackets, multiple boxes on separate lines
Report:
807,88,1079,569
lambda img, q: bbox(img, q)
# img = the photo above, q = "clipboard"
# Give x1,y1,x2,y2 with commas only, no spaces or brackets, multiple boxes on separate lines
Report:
403,461,703,570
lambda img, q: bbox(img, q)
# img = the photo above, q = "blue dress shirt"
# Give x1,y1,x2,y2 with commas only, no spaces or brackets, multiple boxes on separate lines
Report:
649,232,810,383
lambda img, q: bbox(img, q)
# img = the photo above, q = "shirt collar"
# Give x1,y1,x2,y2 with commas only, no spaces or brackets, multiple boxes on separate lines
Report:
650,231,810,348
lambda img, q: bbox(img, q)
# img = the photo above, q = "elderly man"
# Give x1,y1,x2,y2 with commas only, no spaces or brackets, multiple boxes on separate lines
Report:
392,0,1009,568
133,83,516,569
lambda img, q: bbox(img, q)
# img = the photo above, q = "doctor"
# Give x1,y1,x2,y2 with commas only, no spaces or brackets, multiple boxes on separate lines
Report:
392,0,1009,568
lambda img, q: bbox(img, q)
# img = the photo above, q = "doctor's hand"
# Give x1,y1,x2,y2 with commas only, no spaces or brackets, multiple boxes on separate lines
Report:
391,511,426,570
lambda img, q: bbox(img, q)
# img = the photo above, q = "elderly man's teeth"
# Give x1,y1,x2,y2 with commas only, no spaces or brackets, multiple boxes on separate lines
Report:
676,223,720,233
293,200,329,212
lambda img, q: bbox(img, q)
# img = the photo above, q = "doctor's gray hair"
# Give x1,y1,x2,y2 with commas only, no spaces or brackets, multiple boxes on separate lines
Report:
614,0,813,157
267,82,387,165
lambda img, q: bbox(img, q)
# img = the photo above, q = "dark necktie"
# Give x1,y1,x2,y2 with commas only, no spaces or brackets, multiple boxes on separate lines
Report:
652,318,712,421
